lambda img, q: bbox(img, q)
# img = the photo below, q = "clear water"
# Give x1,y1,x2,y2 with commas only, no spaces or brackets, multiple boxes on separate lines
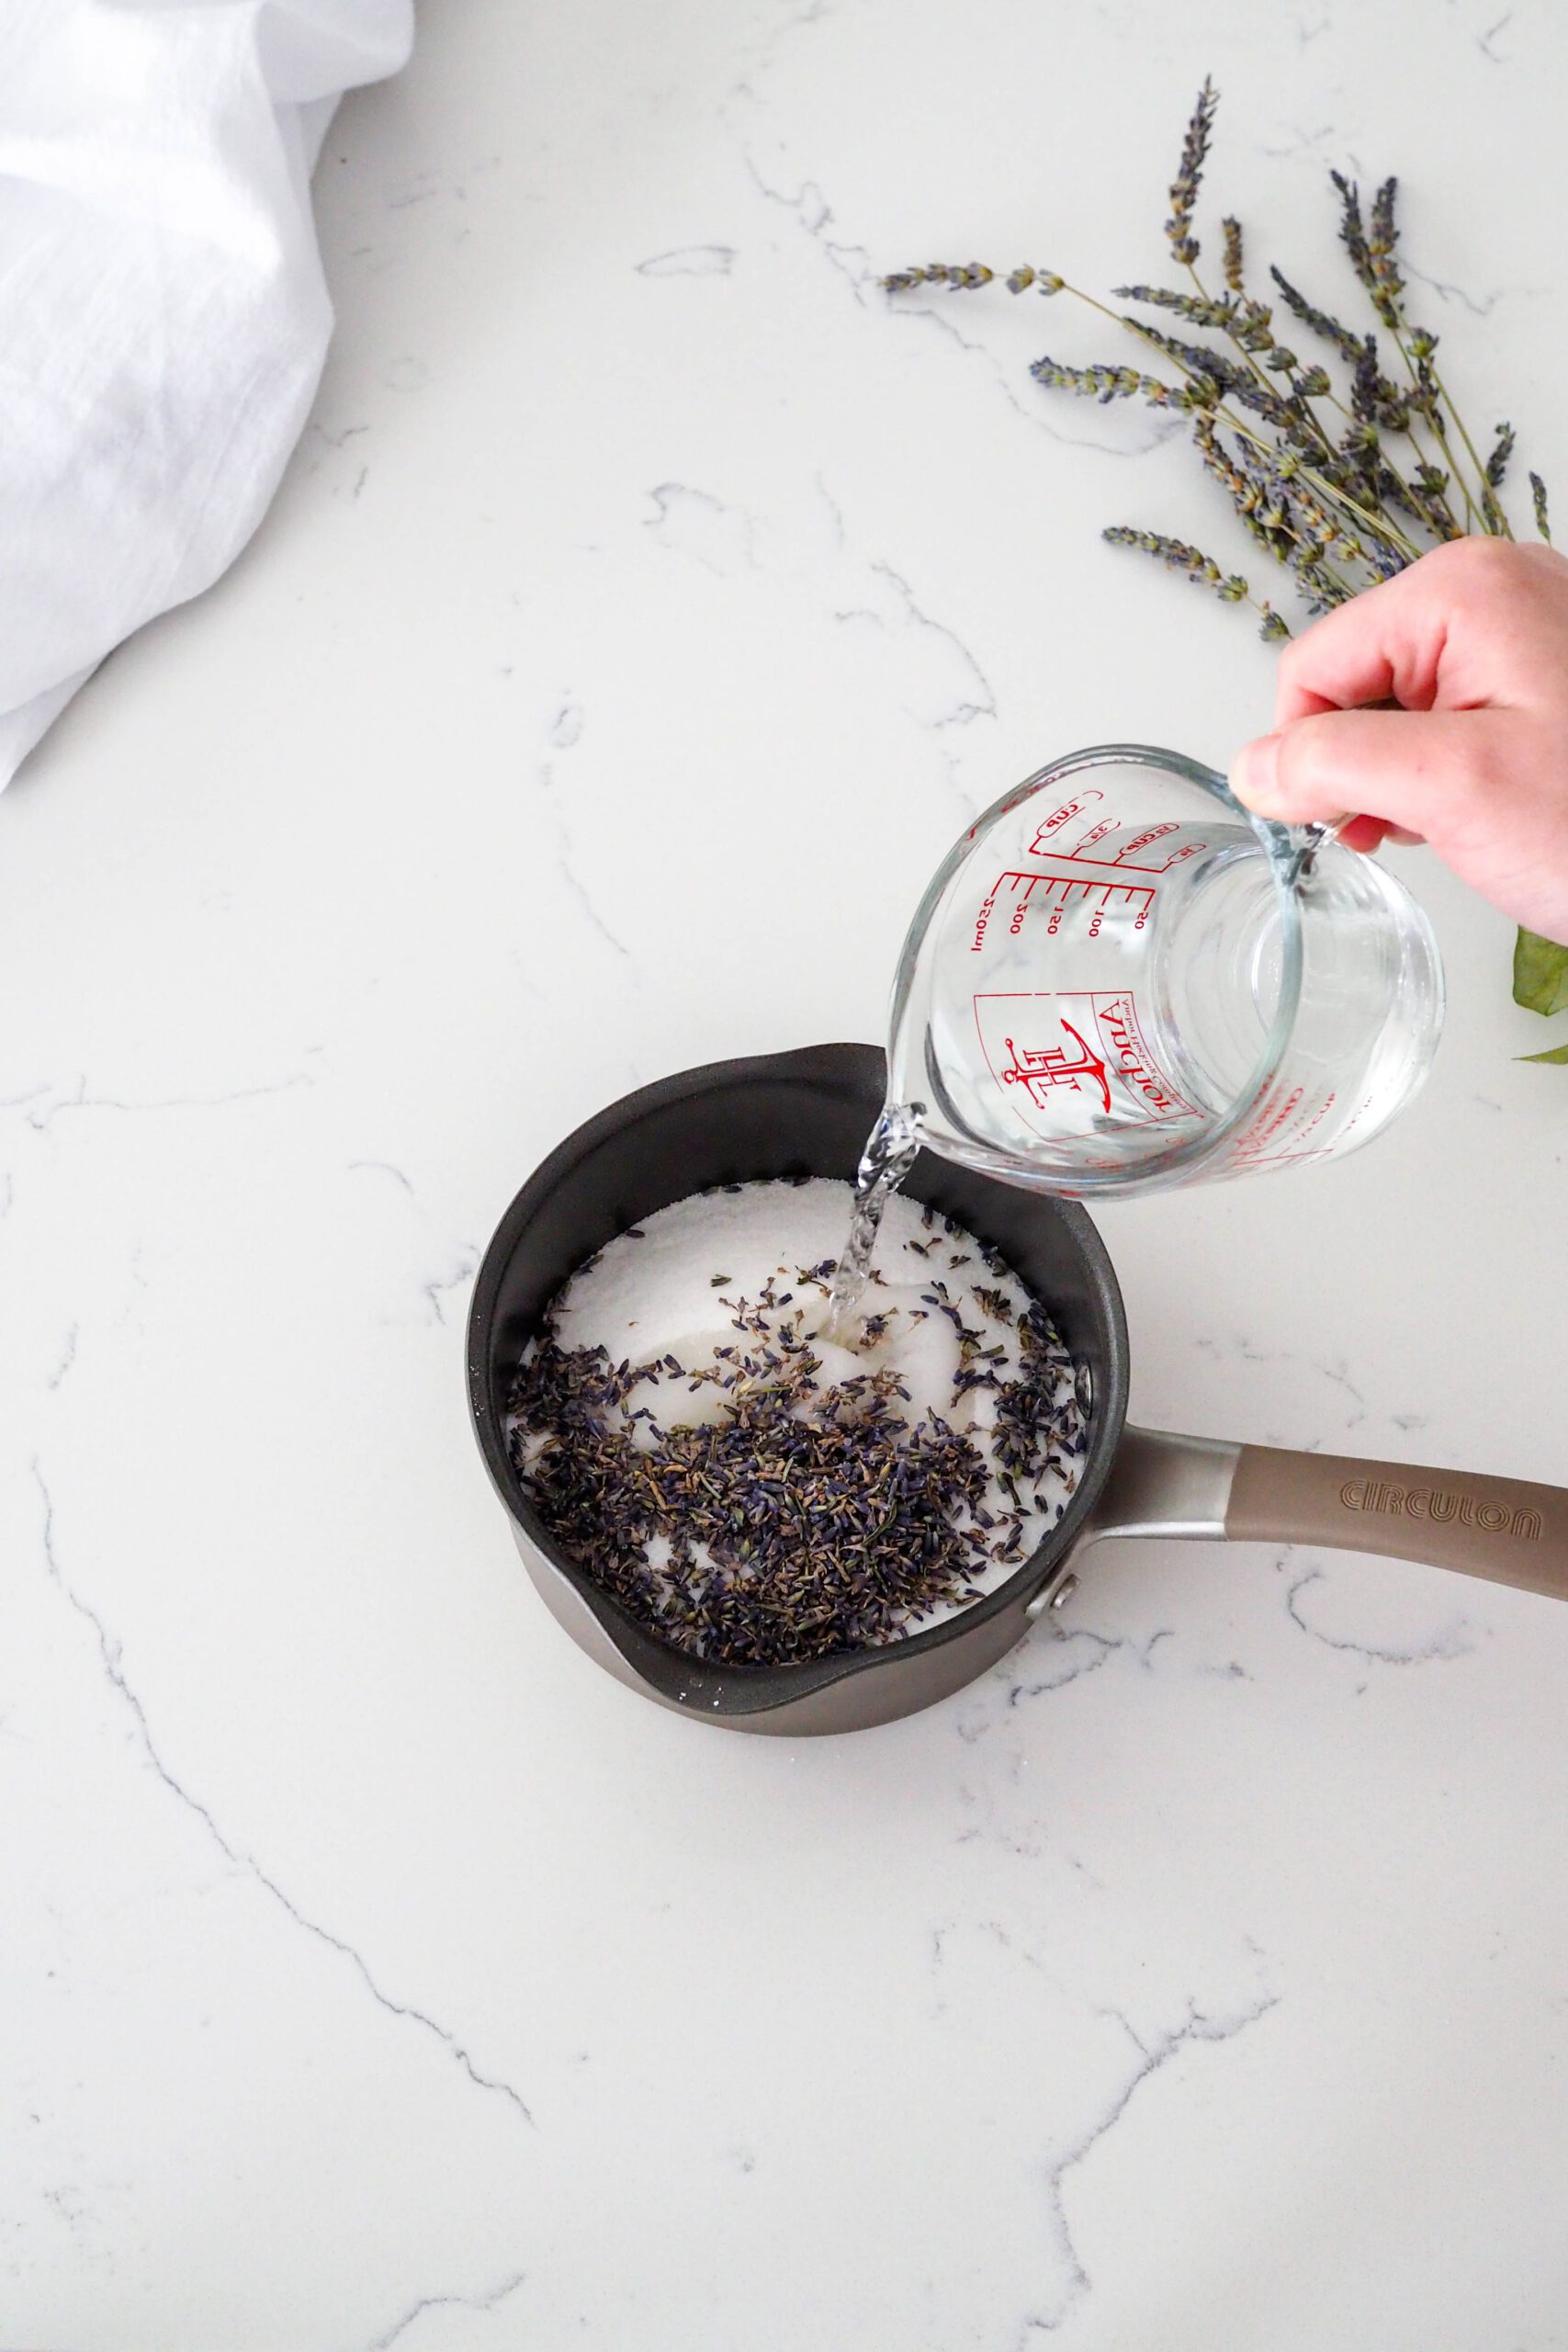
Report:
821,1101,923,1340
891,820,1265,1169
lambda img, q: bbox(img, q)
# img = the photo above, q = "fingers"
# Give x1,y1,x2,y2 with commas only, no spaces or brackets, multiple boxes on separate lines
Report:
1229,705,1521,848
1272,562,1445,726
1336,814,1391,853
1335,820,1424,854
1272,538,1568,728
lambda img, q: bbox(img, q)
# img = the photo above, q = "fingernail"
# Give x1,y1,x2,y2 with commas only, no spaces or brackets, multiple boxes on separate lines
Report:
1228,732,1282,811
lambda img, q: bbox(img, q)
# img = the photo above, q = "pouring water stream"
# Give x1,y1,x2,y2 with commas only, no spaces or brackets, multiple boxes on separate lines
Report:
820,1101,924,1341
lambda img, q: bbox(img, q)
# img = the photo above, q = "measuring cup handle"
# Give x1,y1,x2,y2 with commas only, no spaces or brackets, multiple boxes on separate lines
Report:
1225,1444,1568,1604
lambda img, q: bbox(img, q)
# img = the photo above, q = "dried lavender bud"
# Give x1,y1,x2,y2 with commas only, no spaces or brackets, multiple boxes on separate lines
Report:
1531,471,1553,544
1268,265,1364,365
1406,460,1462,540
1293,558,1354,612
1258,605,1292,641
1191,417,1292,561
1005,266,1065,294
972,1285,1014,1324
1166,76,1218,266
1221,214,1245,293
1331,171,1374,297
1485,422,1516,488
1232,300,1277,354
1345,332,1412,434
1371,459,1450,544
1409,348,1443,429
1367,175,1404,329
994,1305,1081,1481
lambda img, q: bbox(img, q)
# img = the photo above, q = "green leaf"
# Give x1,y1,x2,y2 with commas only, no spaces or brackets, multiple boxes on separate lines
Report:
1517,1040,1568,1065
1512,926,1568,1015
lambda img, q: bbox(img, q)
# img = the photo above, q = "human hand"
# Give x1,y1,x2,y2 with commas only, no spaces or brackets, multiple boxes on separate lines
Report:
1226,537,1568,944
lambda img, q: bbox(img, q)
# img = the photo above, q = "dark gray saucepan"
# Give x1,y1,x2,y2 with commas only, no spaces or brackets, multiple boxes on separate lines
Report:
467,1044,1568,1735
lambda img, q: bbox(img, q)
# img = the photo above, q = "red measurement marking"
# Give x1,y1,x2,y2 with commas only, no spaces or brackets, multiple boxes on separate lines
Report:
1072,817,1116,853
1044,834,1211,875
1113,822,1176,861
1026,789,1102,855
988,868,1156,937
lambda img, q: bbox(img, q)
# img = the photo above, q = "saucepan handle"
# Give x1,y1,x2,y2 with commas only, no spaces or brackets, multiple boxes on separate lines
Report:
1225,1444,1568,1602
1082,1428,1568,1604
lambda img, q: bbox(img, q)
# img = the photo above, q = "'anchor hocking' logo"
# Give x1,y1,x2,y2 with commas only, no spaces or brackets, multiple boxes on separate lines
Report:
1000,1025,1112,1114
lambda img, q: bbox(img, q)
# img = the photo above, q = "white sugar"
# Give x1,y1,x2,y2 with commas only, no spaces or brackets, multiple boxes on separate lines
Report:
557,1179,981,1432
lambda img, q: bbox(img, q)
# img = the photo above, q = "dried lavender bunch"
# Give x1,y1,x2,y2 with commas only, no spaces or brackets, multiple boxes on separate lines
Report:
881,76,1562,1035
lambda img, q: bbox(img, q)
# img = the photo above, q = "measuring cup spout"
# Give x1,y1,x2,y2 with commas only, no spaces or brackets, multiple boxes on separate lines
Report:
1081,1427,1568,1606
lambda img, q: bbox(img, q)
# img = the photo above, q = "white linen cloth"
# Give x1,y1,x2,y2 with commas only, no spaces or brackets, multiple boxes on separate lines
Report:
0,0,413,786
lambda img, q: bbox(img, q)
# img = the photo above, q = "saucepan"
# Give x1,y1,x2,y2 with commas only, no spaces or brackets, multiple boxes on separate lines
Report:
468,1044,1567,1734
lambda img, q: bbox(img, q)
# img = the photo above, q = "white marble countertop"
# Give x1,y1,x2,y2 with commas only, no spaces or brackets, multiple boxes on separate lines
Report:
4,4,1567,2346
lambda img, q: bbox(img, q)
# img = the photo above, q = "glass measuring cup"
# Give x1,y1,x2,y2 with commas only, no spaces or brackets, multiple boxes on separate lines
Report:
886,743,1443,1199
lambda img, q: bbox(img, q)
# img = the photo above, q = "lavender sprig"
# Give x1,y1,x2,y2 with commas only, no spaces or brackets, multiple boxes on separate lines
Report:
1360,178,1503,531
1029,357,1191,408
880,261,1064,297
1531,471,1552,544
1478,420,1516,533
1101,526,1247,594
1166,76,1218,266
1269,265,1365,366
1368,175,1404,328
1331,171,1379,311
1101,526,1289,639
1114,284,1273,351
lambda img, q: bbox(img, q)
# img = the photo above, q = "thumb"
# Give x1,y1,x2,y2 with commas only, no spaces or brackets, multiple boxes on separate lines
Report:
1228,706,1517,849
